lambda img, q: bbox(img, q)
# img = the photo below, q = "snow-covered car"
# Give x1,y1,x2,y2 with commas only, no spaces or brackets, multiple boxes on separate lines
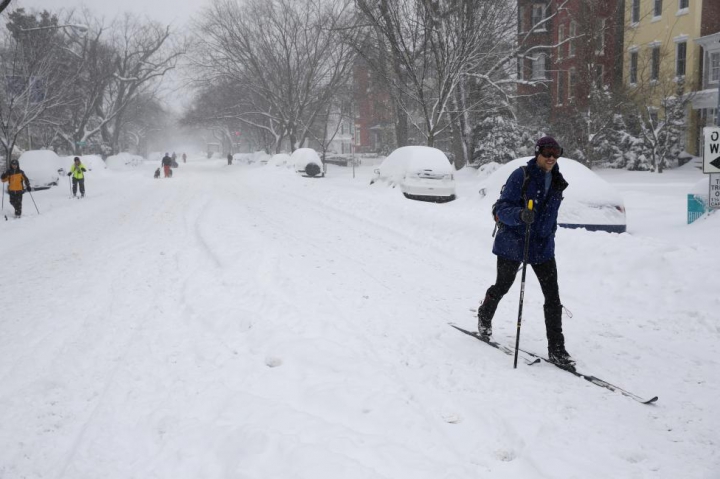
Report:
373,146,456,202
15,150,62,190
478,157,626,233
291,148,324,177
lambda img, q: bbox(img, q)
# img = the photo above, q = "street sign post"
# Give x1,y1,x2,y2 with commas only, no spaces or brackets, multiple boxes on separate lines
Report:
704,127,720,174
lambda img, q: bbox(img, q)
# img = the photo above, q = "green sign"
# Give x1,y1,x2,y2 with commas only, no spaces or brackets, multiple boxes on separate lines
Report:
687,194,706,224
76,141,86,147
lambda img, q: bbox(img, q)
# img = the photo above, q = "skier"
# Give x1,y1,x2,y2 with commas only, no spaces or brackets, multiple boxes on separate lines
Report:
161,152,173,178
1,159,32,218
477,136,573,366
67,157,88,197
227,153,233,166
182,152,187,164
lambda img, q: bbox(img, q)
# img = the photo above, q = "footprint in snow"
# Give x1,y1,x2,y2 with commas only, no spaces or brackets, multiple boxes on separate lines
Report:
265,356,283,368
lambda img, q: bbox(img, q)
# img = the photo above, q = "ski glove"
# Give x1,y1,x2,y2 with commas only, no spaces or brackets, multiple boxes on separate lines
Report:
25,187,32,192
520,208,535,225
67,172,72,176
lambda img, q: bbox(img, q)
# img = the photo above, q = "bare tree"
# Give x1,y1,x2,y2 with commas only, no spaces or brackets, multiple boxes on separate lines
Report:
97,13,186,154
356,0,569,167
0,10,79,163
192,0,358,152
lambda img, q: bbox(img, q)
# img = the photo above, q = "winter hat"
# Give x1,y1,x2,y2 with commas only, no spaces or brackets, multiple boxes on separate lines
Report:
535,136,562,155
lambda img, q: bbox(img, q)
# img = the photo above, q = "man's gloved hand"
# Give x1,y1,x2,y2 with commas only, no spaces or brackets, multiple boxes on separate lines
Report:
520,207,535,225
26,186,32,192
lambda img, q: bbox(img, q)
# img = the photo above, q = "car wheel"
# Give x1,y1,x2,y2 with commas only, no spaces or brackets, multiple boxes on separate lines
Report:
305,163,321,177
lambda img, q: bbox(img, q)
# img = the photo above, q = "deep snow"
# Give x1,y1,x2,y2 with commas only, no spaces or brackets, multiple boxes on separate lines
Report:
0,155,718,479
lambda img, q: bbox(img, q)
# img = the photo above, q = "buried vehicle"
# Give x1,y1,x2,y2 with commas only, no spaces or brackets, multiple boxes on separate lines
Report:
373,146,456,202
14,150,62,190
292,148,324,177
479,157,626,233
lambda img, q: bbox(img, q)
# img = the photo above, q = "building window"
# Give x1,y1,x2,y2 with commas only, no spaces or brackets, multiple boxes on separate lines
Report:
569,68,577,98
654,0,663,17
517,56,524,80
630,51,639,84
597,19,606,55
711,52,720,83
531,54,547,80
557,70,566,105
651,46,660,81
632,0,640,23
595,64,604,87
676,41,686,76
679,0,688,9
569,22,577,57
557,25,564,60
531,4,547,31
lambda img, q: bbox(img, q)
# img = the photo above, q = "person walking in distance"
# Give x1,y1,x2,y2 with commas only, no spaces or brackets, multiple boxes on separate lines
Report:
161,152,173,178
182,152,187,164
67,157,88,197
1,159,32,217
477,136,573,366
227,153,233,166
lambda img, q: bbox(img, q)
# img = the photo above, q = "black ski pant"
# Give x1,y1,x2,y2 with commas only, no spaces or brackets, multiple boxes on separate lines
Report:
72,178,85,196
9,191,23,216
479,256,565,350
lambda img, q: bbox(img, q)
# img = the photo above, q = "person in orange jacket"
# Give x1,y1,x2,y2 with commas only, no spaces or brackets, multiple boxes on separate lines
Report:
1,159,32,218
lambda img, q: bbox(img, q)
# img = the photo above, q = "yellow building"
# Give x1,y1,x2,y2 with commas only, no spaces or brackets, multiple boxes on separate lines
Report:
623,0,717,154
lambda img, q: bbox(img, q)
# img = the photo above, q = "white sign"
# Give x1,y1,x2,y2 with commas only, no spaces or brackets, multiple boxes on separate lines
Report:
704,127,720,174
710,173,720,209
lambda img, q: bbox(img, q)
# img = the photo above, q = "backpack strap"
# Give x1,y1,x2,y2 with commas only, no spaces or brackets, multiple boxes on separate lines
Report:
519,165,530,205
492,165,531,237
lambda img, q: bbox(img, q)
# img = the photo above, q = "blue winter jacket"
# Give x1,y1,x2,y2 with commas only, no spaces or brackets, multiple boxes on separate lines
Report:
492,158,568,264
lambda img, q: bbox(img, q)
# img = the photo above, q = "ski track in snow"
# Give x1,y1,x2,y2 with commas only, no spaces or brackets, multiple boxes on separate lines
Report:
0,158,718,479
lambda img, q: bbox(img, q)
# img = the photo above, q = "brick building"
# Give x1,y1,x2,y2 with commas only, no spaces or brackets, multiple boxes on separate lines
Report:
516,0,623,136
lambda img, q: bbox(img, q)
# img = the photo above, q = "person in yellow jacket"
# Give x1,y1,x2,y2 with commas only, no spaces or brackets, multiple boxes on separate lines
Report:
1,159,32,218
67,157,87,197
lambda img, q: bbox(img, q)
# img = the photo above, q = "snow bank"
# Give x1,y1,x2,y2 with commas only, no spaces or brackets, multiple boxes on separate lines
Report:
268,153,292,168
106,153,144,169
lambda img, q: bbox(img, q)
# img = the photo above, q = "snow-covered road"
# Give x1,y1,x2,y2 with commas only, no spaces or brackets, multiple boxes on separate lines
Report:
1,158,718,478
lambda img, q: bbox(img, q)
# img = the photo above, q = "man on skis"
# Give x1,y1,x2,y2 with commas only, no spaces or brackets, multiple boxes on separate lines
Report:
477,136,573,366
1,159,32,218
67,157,88,197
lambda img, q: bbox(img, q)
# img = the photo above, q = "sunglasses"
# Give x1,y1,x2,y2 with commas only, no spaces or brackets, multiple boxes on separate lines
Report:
540,147,563,159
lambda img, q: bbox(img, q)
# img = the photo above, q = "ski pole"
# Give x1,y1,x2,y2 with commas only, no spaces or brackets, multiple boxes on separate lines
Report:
27,188,40,214
513,199,533,369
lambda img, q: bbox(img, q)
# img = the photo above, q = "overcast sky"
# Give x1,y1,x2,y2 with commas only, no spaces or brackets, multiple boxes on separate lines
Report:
12,0,210,27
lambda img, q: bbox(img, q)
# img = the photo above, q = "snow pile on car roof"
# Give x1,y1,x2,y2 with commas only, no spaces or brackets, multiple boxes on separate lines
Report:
16,150,62,187
378,146,453,182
